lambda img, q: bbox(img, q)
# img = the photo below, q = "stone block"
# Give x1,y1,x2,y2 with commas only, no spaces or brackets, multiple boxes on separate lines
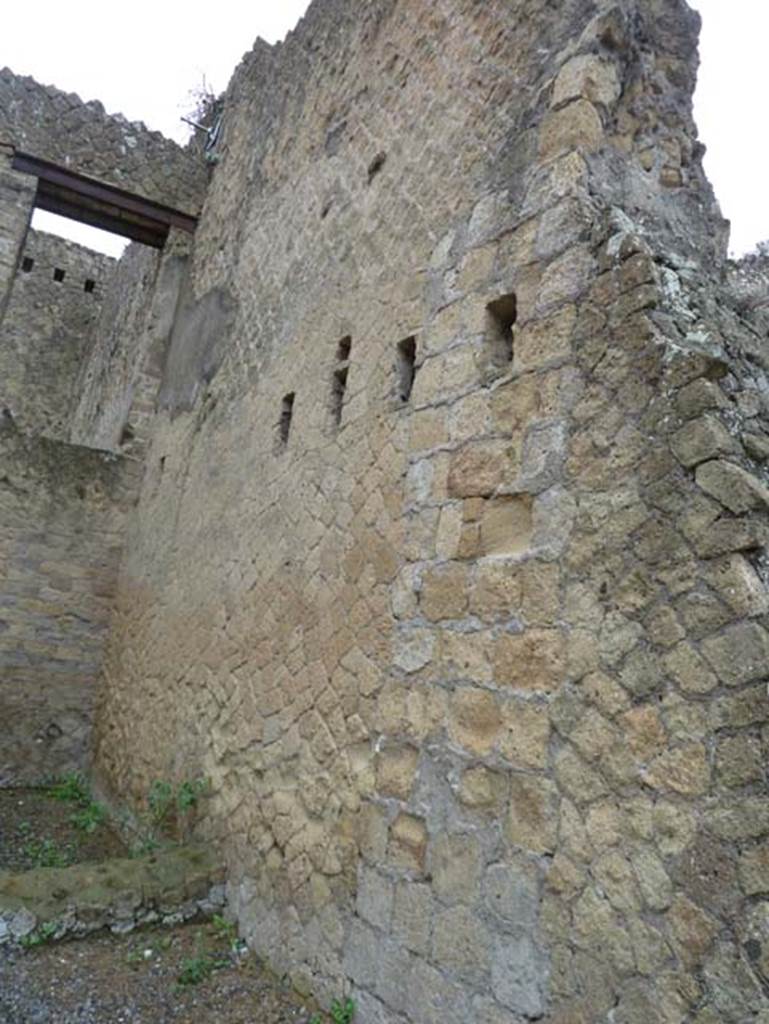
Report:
458,765,509,811
696,459,769,514
431,833,483,905
447,441,516,498
392,881,433,955
449,687,502,755
507,773,559,853
539,100,604,160
376,746,419,800
388,813,428,873
514,305,575,372
739,846,769,896
551,55,621,109
432,905,491,979
483,859,540,929
490,933,548,1017
356,867,394,932
470,561,522,621
702,622,769,687
663,642,718,695
643,743,710,796
493,629,565,692
703,554,769,618
499,699,550,769
671,416,736,467
420,563,469,621
406,958,473,1024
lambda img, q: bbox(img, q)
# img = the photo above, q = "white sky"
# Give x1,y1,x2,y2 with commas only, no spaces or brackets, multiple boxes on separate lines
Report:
2,0,767,259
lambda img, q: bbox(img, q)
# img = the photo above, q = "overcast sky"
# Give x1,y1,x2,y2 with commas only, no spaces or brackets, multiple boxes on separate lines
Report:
3,0,767,259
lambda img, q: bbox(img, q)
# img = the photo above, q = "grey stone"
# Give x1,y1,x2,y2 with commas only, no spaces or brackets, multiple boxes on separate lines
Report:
490,933,548,1017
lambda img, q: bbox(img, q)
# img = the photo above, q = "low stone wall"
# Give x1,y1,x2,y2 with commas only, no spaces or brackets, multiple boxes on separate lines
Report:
0,425,137,785
0,229,115,441
0,845,225,944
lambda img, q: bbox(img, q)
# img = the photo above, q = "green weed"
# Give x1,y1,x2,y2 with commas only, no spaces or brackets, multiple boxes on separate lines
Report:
22,837,73,868
310,998,356,1024
19,921,58,948
48,772,89,804
211,913,240,950
176,951,229,987
69,801,107,834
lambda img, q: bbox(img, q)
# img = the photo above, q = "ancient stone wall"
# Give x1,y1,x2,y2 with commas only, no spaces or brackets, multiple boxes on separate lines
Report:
0,424,137,785
0,67,208,215
69,235,188,456
88,1,769,1021
0,229,114,440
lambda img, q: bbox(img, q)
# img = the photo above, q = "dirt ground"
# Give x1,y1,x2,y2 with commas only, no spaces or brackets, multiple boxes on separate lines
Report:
0,919,321,1024
0,788,127,872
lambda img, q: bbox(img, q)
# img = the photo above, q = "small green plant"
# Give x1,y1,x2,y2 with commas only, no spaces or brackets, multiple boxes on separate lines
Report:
331,998,356,1024
176,951,229,987
48,772,89,804
22,837,73,868
70,800,107,834
132,776,210,850
211,913,239,950
19,921,58,948
177,777,209,813
309,998,356,1024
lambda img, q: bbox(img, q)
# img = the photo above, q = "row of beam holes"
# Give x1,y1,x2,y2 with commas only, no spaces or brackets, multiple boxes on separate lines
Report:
278,334,419,447
20,257,96,292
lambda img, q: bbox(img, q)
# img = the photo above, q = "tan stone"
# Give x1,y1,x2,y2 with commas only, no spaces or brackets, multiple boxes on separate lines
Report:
470,561,522,620
499,699,550,769
670,416,736,467
739,844,769,896
376,746,419,800
480,496,534,556
539,100,604,160
493,629,565,691
643,743,710,796
620,705,667,761
696,459,769,514
447,441,515,498
420,563,469,621
458,765,508,810
703,554,769,618
667,895,718,968
388,813,428,873
449,687,502,755
551,55,621,109
514,306,575,372
507,773,559,853
663,642,718,695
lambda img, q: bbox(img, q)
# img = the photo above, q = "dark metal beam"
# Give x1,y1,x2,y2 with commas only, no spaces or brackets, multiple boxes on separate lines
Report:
11,152,198,248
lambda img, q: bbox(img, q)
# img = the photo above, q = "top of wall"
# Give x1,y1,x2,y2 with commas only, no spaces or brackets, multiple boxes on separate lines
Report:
0,67,209,215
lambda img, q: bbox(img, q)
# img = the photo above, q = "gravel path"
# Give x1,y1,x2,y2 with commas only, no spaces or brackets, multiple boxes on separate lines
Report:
0,921,320,1024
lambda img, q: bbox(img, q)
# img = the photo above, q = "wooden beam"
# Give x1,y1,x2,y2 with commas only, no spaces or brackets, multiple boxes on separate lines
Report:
11,152,198,248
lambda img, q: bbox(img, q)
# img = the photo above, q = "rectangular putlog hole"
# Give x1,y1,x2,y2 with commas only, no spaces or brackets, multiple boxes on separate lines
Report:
486,292,517,366
331,366,348,426
53,267,65,283
397,336,417,403
279,392,295,446
336,335,352,362
21,257,34,273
